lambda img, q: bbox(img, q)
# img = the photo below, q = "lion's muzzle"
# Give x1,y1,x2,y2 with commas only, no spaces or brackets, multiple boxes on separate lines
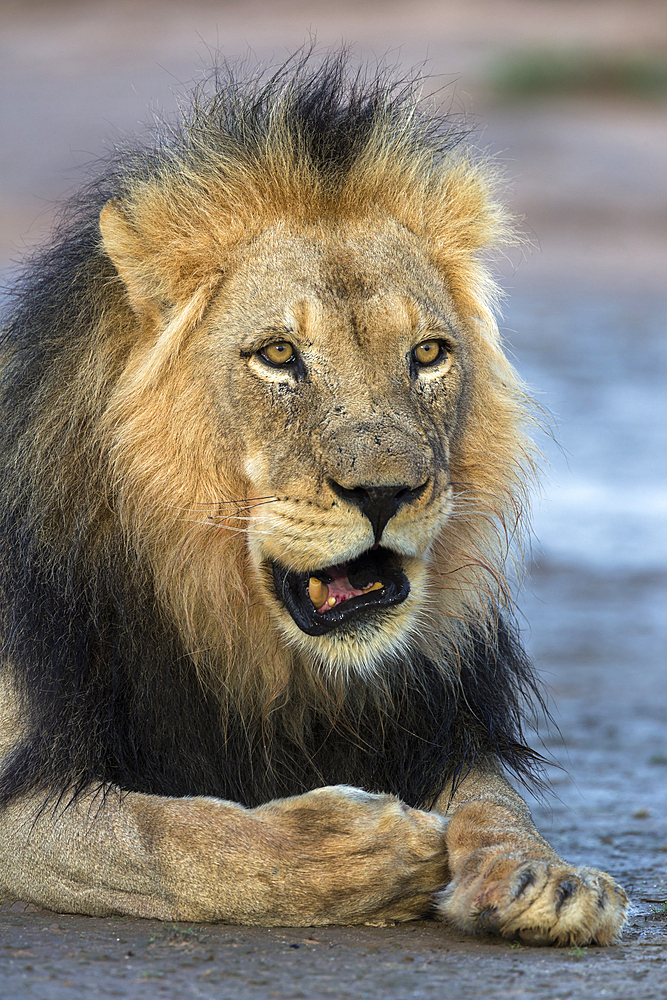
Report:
328,480,429,545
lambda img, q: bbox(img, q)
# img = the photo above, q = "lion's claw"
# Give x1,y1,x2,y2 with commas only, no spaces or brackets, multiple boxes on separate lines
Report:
436,860,628,946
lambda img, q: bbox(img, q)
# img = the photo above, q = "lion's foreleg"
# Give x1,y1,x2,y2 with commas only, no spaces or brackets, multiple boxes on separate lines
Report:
0,785,449,925
432,765,628,945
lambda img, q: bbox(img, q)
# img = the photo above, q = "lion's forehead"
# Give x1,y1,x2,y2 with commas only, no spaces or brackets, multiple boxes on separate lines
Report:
216,223,457,349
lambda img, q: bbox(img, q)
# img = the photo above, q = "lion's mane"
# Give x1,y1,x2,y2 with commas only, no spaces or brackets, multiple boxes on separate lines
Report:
0,53,542,811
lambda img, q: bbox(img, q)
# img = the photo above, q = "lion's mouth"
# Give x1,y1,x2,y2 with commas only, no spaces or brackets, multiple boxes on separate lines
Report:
271,546,410,636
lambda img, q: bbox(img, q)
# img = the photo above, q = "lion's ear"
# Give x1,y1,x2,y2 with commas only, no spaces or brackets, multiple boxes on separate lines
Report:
100,197,223,377
100,197,222,317
100,198,167,315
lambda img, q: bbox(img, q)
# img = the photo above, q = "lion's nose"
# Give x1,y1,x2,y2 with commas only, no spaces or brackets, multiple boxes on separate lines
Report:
328,481,428,544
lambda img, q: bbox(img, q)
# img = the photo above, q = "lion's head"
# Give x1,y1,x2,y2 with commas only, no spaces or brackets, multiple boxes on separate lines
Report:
92,57,532,686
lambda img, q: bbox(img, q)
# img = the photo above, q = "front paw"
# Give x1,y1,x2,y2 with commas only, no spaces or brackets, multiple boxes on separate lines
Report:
256,786,450,923
436,858,628,946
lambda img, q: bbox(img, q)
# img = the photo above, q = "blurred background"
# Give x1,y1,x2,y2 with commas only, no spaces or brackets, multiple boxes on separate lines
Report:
2,0,666,884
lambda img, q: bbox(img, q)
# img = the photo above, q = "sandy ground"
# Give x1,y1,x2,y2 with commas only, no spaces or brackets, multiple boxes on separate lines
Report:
1,1,666,997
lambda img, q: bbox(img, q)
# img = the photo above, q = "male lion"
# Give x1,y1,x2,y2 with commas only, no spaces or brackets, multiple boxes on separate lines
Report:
0,55,627,944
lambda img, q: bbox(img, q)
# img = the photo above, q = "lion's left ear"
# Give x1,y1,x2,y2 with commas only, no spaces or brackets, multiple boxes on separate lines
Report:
99,197,222,318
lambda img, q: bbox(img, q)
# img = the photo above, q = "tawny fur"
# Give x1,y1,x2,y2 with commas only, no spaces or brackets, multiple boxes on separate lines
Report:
0,53,627,945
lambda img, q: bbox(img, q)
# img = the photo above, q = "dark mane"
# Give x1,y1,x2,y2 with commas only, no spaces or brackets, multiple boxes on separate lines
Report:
0,561,542,808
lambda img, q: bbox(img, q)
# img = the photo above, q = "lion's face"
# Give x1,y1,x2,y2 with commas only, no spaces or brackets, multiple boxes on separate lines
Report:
198,220,473,670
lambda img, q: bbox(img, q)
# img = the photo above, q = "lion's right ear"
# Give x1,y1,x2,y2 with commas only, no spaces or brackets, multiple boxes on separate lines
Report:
100,196,224,319
100,197,224,377
99,198,169,316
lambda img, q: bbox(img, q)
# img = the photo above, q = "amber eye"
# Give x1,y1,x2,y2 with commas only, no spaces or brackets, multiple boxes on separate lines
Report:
261,342,295,366
413,340,445,366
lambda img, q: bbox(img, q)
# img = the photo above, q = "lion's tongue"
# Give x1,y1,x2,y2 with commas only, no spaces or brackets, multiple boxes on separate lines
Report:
315,566,360,613
311,564,382,614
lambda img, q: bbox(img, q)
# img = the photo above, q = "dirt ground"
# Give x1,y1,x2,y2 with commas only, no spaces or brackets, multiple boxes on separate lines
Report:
1,2,666,997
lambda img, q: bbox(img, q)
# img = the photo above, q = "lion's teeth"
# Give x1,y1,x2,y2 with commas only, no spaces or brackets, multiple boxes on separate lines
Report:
308,577,328,608
310,577,383,610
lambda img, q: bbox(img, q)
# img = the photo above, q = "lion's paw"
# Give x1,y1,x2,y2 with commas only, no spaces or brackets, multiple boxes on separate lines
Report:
255,786,450,923
436,859,628,946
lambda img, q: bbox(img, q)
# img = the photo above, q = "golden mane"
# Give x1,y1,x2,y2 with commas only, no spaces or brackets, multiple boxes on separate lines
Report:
96,57,533,679
0,52,540,809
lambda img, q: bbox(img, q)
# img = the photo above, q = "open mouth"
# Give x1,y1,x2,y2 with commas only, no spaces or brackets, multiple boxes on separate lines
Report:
271,546,410,636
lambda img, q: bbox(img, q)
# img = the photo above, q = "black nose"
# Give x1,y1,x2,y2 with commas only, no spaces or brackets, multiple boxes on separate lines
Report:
329,481,428,544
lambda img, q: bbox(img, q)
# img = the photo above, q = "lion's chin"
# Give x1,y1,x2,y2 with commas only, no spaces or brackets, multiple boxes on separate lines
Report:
270,545,410,636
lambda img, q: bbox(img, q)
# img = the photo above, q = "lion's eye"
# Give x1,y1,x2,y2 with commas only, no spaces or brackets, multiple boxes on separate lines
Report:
260,342,295,366
413,340,445,366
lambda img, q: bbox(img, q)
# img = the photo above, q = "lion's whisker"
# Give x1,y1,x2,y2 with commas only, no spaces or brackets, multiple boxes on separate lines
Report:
164,496,279,512
178,519,276,538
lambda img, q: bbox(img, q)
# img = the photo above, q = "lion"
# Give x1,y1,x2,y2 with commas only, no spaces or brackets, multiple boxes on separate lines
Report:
0,54,627,944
